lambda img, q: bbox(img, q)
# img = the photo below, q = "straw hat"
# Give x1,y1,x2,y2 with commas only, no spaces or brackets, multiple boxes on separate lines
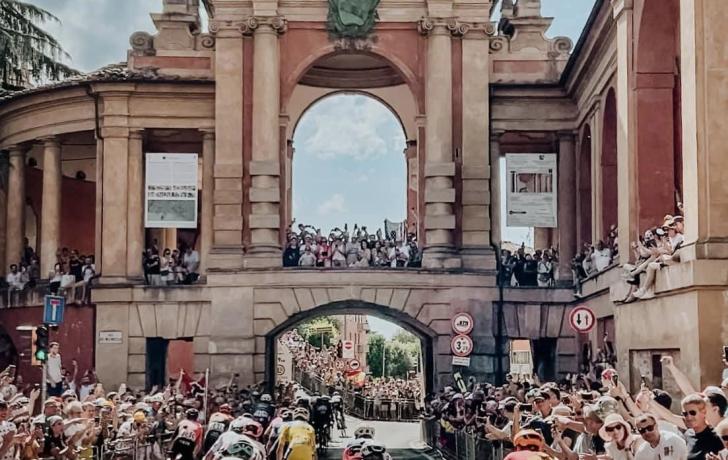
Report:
599,413,632,442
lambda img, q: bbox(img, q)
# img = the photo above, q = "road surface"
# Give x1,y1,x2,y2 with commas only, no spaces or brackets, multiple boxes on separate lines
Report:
320,414,442,460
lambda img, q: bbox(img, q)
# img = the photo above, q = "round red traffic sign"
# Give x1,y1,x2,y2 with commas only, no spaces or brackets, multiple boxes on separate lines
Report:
348,359,361,371
343,341,353,350
335,360,345,371
451,335,474,357
569,306,596,334
451,312,474,335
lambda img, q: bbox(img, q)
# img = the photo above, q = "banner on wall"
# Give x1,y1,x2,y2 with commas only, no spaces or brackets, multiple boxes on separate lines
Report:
145,153,198,228
277,344,294,382
505,153,558,228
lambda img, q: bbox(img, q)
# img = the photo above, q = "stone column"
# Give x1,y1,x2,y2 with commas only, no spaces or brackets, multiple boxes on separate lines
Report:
613,0,638,264
405,141,419,235
421,20,458,269
557,131,576,282
100,133,130,278
200,129,215,272
246,18,285,268
39,137,62,276
489,131,504,247
208,21,245,269
126,129,144,278
0,152,6,275
460,24,495,270
680,0,728,259
5,146,25,268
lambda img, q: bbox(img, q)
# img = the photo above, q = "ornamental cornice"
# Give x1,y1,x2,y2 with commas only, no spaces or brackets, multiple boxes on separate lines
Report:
418,17,496,38
209,16,287,37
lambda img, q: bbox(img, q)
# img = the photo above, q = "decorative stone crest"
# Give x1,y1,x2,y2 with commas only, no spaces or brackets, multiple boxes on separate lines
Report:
332,36,377,52
418,17,496,38
327,0,380,39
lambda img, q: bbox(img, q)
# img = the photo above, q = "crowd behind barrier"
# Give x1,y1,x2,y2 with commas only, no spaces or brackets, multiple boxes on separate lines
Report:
422,418,507,460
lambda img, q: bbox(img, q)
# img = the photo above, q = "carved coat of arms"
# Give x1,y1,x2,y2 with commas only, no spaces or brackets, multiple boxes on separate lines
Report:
327,0,380,39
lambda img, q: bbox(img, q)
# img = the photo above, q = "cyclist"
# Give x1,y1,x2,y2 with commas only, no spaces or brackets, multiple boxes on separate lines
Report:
331,392,346,432
253,394,276,432
311,395,334,451
343,426,376,460
276,408,316,460
265,409,293,460
204,417,266,460
360,440,392,460
169,408,204,460
203,404,234,454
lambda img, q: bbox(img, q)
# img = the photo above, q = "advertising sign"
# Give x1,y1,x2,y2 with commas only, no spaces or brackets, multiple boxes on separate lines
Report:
145,153,198,228
505,153,558,227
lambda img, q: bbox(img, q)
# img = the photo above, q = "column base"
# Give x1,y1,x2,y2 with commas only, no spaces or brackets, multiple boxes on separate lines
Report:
422,247,461,269
460,247,497,271
208,246,245,270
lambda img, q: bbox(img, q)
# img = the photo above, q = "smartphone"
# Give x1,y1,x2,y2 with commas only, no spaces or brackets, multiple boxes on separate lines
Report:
723,346,728,361
612,374,619,386
519,403,532,412
640,375,651,389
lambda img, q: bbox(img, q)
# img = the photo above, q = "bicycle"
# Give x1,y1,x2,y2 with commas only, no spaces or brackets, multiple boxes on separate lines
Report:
335,409,347,437
315,423,329,455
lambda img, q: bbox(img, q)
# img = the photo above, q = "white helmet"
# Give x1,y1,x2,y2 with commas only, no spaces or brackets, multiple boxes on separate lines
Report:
354,425,376,439
361,440,387,458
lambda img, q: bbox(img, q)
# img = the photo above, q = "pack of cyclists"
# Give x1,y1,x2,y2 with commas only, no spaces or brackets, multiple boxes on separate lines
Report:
195,392,390,460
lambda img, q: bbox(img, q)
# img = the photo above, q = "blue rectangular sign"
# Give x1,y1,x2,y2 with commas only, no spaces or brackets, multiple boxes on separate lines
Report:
43,295,65,325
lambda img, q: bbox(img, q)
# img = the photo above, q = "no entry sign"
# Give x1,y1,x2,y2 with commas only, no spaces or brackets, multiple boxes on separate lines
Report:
348,359,361,371
569,306,596,334
451,312,474,335
451,335,474,357
342,340,355,359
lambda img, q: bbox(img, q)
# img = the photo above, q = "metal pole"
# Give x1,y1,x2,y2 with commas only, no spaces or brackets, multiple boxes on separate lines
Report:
41,362,47,403
382,344,386,378
203,368,209,424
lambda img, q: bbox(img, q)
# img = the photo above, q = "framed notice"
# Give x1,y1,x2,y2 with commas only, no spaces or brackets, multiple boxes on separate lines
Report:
505,153,558,228
145,153,198,228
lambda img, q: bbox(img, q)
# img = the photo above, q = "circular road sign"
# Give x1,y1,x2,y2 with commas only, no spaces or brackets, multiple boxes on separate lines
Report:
335,360,345,371
451,312,475,335
343,341,354,350
276,364,285,376
569,306,596,334
348,359,361,371
451,335,474,357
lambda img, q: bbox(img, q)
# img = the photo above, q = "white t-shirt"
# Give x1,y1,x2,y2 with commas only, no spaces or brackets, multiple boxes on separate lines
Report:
669,234,685,253
635,431,688,460
606,436,642,460
592,248,612,271
183,251,200,274
46,353,63,385
5,272,23,289
0,420,17,460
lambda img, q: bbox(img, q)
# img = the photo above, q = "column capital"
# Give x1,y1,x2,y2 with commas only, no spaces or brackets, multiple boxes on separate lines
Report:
557,130,577,141
6,145,25,157
241,16,288,36
419,17,495,37
199,128,215,140
490,129,506,142
37,136,60,148
128,128,145,140
611,0,633,19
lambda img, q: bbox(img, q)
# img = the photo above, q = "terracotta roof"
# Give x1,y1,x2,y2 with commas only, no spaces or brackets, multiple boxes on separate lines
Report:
0,63,212,103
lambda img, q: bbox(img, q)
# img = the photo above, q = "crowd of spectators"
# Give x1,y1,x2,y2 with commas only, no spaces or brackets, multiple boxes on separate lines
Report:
281,330,423,419
142,241,200,286
425,353,728,460
499,246,560,287
282,222,421,269
4,240,97,306
621,213,684,301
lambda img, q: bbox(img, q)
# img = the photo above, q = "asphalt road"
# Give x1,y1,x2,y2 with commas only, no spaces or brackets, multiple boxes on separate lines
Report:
320,414,442,460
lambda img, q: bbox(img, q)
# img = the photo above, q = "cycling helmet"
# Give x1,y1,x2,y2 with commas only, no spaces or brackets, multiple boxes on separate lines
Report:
354,426,376,439
320,395,331,401
280,410,293,422
186,408,199,420
243,420,264,439
333,391,341,396
251,391,261,399
230,418,247,433
360,440,388,458
513,429,545,452
293,408,309,421
260,394,272,403
219,404,232,414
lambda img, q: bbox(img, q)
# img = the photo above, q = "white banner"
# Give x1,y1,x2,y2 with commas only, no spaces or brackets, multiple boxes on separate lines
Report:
145,153,198,228
277,345,293,382
342,340,355,360
505,153,558,228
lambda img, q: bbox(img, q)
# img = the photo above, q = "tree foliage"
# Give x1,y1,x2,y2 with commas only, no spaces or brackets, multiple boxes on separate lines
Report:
296,317,341,349
0,0,79,90
367,332,416,379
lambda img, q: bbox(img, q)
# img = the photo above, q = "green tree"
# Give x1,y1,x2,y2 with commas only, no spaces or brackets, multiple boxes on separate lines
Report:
296,316,340,349
367,333,386,377
0,0,78,90
385,341,413,379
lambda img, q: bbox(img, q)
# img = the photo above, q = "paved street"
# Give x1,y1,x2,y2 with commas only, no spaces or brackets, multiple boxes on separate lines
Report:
321,414,442,460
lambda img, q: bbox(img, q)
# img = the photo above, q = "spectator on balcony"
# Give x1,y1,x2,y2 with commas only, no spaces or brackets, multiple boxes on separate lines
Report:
26,257,40,287
283,238,301,268
160,248,172,282
537,253,554,287
80,257,96,304
49,263,63,295
5,264,25,306
345,235,359,266
591,241,613,272
182,245,200,283
633,216,684,300
299,246,317,267
332,237,346,268
394,240,410,268
21,237,35,266
145,248,162,286
317,236,331,268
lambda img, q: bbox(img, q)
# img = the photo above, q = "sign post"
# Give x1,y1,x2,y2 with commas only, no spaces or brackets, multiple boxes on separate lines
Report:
569,306,596,334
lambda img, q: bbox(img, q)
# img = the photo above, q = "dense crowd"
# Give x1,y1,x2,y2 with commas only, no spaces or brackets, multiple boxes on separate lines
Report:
142,242,200,286
4,241,97,306
281,330,423,419
500,246,560,287
282,222,421,268
621,213,684,301
426,353,728,460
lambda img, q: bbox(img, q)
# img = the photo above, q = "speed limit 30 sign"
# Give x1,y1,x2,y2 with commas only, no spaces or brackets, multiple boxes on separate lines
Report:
451,335,474,357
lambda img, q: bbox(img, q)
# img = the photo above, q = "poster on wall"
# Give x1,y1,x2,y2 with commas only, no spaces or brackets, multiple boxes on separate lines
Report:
145,153,198,228
505,153,558,228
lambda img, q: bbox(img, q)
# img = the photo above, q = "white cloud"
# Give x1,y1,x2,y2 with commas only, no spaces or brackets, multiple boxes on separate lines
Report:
317,193,347,216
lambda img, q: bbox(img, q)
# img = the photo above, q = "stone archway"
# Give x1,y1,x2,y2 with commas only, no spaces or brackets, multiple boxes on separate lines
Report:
264,299,437,393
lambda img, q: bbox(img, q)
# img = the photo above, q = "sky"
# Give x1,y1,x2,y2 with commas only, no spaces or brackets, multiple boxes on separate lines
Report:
31,0,595,337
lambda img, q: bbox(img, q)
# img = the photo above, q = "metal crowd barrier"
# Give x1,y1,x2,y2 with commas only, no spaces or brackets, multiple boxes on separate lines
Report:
422,419,508,460
293,368,420,421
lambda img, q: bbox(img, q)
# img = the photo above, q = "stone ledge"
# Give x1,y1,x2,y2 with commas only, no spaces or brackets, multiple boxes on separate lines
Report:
424,187,456,203
424,162,455,177
213,163,243,178
249,187,281,203
249,161,280,176
249,214,280,229
424,214,456,230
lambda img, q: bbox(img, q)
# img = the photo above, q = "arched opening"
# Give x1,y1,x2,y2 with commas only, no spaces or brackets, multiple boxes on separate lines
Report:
601,89,618,239
578,126,593,245
634,0,682,231
265,300,435,395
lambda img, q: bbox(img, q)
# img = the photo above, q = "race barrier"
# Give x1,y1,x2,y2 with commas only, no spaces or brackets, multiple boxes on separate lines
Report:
422,419,509,460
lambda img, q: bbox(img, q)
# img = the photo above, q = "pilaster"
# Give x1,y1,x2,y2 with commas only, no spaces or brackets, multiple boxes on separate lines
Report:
557,131,577,283
5,146,25,269
39,137,62,277
126,129,144,278
200,129,215,273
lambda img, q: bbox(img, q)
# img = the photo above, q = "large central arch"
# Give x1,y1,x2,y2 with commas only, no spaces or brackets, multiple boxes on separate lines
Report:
265,300,437,393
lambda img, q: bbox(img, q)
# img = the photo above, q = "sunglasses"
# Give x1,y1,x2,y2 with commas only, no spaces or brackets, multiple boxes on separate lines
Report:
721,435,728,442
605,425,623,433
682,410,699,417
516,445,540,452
638,425,655,434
